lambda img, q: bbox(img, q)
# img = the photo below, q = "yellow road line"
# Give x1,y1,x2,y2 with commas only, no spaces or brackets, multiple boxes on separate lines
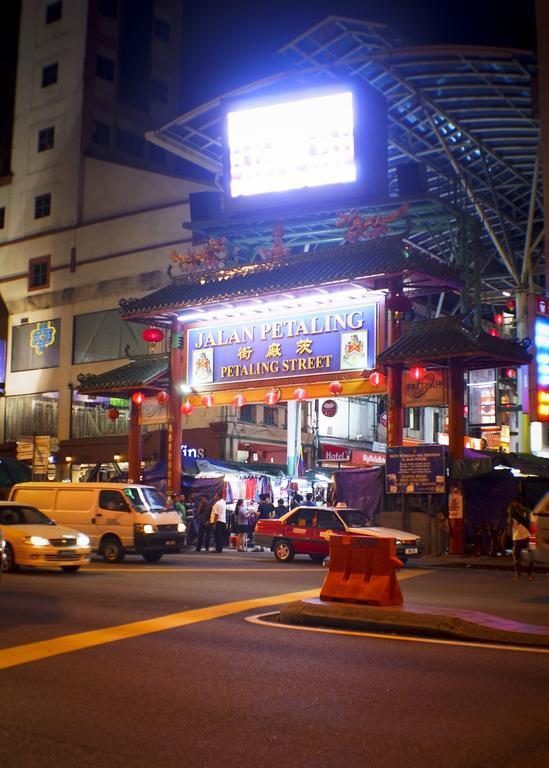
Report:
246,613,549,655
83,567,311,573
0,589,319,671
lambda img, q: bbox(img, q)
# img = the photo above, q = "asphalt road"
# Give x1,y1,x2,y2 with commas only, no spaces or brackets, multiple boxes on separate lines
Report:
1,551,548,768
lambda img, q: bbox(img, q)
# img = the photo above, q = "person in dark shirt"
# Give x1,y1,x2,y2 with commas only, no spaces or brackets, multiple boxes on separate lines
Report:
302,492,317,507
195,495,213,552
257,493,275,519
275,498,288,517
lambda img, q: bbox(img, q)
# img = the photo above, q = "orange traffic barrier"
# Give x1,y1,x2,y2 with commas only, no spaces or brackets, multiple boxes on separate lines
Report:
320,534,403,606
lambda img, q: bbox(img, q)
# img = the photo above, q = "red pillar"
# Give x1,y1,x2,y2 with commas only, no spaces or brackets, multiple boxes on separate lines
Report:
448,358,465,554
127,400,142,483
386,278,404,447
167,322,184,494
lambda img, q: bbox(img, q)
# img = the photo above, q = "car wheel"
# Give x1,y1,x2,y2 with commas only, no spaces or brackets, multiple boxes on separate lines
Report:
142,552,163,563
274,538,294,562
61,565,80,573
101,535,125,563
309,554,326,563
3,543,18,572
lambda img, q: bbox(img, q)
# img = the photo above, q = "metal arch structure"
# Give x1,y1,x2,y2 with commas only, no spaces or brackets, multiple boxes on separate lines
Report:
146,16,542,305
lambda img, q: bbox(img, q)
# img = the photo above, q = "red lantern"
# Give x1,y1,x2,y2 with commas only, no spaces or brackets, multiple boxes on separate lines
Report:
369,371,385,387
157,391,168,405
201,394,214,408
232,393,246,407
294,387,307,401
505,368,516,379
409,366,426,382
142,327,164,343
108,408,120,421
328,380,343,395
181,399,193,416
489,328,500,337
132,391,145,405
264,388,281,406
494,313,504,326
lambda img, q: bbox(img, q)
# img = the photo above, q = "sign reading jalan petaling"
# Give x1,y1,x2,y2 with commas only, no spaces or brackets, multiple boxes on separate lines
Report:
185,304,377,386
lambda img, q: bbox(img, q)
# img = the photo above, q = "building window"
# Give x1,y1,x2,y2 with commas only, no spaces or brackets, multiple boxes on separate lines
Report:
0,207,5,229
98,0,118,19
28,256,51,290
151,78,168,103
96,55,115,82
45,1,62,24
4,392,59,441
153,18,170,42
11,320,60,373
41,63,58,88
34,193,51,219
37,126,55,152
263,407,277,426
73,309,149,364
116,128,144,158
71,393,129,439
92,120,111,147
239,405,256,423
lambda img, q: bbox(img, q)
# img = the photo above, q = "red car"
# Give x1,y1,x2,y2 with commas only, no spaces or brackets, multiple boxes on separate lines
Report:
255,505,422,563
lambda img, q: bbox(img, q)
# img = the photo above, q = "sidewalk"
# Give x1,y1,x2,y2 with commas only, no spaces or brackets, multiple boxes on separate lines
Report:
413,553,549,574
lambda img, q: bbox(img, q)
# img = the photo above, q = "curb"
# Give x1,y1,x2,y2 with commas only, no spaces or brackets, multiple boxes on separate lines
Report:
279,598,549,648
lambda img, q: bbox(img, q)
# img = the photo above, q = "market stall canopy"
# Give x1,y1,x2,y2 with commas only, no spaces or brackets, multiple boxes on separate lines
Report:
196,458,287,477
0,457,32,486
118,238,462,325
377,316,531,370
494,453,549,479
76,354,169,396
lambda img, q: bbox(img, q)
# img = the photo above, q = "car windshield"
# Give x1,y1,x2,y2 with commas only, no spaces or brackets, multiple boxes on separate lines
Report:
0,506,54,525
124,486,168,512
337,509,370,528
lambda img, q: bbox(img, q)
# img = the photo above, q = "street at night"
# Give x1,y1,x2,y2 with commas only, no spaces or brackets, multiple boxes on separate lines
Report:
1,554,548,767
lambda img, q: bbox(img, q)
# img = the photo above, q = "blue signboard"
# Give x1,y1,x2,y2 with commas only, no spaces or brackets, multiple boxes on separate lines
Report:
185,303,377,386
386,445,446,494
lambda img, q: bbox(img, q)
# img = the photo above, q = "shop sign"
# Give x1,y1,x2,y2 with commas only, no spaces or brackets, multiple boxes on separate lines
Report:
437,433,485,451
181,444,205,458
386,445,446,494
351,450,385,466
320,444,351,462
185,303,377,386
139,396,168,426
467,368,497,426
33,435,51,475
535,316,549,421
321,399,338,417
404,369,446,407
379,411,388,427
448,485,464,519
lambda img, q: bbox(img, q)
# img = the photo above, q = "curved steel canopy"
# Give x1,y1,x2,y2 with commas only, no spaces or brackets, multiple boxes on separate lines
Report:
147,16,542,308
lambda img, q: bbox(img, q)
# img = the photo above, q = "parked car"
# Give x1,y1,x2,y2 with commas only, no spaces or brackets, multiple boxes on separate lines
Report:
0,502,91,573
0,528,4,582
255,505,423,563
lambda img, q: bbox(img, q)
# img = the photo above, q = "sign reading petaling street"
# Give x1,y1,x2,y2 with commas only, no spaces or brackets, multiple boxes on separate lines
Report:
185,304,377,386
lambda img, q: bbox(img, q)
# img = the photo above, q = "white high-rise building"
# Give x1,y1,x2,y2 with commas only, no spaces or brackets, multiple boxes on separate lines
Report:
0,0,210,475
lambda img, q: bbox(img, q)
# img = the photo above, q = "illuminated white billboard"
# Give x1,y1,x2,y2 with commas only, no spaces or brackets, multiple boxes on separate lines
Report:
226,90,357,199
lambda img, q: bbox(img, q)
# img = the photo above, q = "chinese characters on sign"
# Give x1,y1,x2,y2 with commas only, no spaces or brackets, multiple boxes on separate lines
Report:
186,304,377,386
386,445,446,494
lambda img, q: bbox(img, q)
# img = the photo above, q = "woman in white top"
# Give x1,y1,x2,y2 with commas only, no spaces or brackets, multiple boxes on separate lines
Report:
507,497,534,580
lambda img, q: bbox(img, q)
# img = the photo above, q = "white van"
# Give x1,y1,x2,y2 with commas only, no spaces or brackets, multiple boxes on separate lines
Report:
8,483,185,564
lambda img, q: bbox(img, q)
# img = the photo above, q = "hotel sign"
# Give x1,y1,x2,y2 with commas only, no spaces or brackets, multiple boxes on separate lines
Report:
186,304,377,386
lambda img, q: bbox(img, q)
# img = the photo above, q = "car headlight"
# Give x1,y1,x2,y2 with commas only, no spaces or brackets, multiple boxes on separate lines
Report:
26,535,50,547
135,523,155,534
177,522,186,533
77,533,90,547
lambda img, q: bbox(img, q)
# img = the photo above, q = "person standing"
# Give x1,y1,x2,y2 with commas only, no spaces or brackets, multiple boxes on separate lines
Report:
195,494,212,552
303,492,316,507
174,493,186,523
257,493,275,520
235,499,249,551
507,495,534,580
275,498,288,517
211,491,227,553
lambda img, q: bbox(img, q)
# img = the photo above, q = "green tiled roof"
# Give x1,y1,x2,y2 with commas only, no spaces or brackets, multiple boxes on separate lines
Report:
76,354,169,394
377,317,531,369
119,238,462,320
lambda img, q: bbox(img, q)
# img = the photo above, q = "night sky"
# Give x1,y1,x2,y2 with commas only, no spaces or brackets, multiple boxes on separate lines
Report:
181,0,537,109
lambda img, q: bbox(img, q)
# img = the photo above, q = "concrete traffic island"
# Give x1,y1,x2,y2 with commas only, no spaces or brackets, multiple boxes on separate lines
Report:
278,598,549,648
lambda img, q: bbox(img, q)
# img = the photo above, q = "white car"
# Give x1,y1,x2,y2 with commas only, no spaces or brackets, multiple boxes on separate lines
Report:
0,501,91,573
